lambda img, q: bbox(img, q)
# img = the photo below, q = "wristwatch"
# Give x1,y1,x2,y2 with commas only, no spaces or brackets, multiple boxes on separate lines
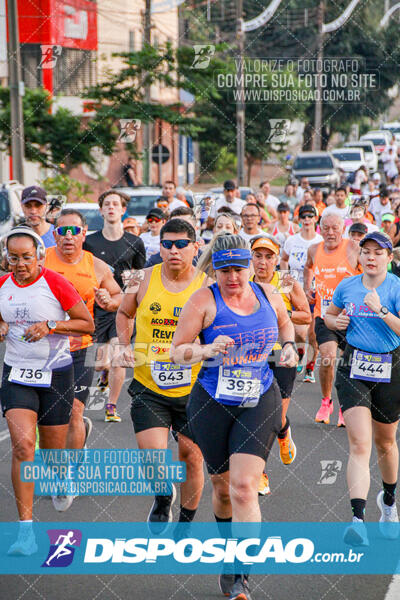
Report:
378,306,389,319
47,320,57,334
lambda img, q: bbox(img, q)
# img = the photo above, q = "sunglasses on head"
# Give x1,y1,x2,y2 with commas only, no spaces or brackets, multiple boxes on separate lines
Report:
56,225,83,236
160,239,192,250
147,216,161,223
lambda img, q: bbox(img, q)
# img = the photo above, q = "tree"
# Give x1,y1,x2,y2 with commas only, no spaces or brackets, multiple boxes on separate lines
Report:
0,87,114,174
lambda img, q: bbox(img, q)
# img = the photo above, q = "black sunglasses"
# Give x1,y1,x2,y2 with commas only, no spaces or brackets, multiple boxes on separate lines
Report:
160,239,193,250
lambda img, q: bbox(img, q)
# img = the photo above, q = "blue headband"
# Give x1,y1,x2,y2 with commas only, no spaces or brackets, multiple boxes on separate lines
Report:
212,248,252,270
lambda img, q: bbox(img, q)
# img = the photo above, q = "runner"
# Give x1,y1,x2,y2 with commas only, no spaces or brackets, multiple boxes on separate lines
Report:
250,234,311,496
325,231,400,545
116,218,206,534
281,205,322,382
269,202,299,248
0,226,93,554
140,208,167,259
171,233,297,600
321,187,349,220
162,180,187,212
83,190,146,421
20,186,56,248
239,203,264,243
304,213,361,426
206,181,245,230
45,209,122,511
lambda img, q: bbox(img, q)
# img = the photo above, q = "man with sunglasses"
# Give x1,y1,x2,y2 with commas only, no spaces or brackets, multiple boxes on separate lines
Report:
83,190,146,422
45,209,122,511
116,219,206,533
140,208,167,259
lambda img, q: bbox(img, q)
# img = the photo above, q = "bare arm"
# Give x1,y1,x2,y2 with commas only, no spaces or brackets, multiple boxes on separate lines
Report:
287,280,312,325
303,244,317,303
324,303,347,331
94,257,123,312
280,250,289,271
261,283,297,367
22,300,95,343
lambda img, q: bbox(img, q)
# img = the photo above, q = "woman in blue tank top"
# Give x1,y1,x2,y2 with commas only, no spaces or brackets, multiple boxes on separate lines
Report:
325,231,400,548
171,234,298,600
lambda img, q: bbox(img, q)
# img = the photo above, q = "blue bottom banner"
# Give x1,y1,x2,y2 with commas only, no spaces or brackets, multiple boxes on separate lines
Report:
1,522,400,574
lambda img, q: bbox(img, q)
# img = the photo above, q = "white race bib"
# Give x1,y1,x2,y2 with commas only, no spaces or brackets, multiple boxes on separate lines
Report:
150,361,192,389
9,367,52,387
321,298,331,318
350,350,392,383
216,366,261,406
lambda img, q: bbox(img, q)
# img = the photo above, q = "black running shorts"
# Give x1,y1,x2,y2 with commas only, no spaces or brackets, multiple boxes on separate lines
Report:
315,316,347,349
0,363,74,426
187,379,282,475
72,347,95,405
335,344,400,424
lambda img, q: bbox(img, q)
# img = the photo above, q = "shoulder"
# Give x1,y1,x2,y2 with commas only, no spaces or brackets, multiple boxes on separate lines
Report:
84,231,102,245
0,272,12,289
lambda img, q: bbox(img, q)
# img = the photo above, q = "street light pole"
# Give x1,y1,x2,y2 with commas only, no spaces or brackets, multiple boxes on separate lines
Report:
313,0,324,151
236,0,245,186
143,0,152,186
6,0,24,183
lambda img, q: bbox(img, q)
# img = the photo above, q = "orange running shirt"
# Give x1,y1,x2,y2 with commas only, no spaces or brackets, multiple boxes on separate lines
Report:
45,247,99,351
313,239,360,318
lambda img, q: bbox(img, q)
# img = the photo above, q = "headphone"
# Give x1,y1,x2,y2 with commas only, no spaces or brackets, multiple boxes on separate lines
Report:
1,226,46,261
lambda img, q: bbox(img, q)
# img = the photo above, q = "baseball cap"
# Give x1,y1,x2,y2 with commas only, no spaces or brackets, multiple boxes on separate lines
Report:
146,207,166,220
123,217,138,229
348,222,368,235
277,202,290,212
21,186,47,205
380,187,389,198
372,172,381,181
250,234,280,255
359,231,393,251
223,180,236,191
299,204,317,218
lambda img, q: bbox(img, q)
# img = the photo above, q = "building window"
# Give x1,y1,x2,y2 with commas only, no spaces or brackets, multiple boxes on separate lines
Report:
129,30,135,52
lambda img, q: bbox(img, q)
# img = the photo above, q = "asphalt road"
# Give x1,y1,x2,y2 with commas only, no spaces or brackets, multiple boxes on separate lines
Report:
0,353,398,600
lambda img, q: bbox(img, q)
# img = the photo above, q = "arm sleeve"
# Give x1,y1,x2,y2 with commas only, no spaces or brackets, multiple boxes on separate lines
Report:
331,281,345,310
43,269,82,311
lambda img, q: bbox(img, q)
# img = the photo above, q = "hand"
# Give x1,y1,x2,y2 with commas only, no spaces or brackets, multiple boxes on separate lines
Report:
204,335,235,359
335,308,350,330
122,269,145,291
23,321,50,343
364,288,382,314
279,344,298,368
0,322,8,342
94,287,112,310
113,344,135,368
305,289,315,304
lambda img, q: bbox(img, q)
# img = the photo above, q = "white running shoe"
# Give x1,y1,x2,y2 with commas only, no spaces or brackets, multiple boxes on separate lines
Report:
377,490,399,540
52,494,75,512
343,516,369,547
8,525,38,556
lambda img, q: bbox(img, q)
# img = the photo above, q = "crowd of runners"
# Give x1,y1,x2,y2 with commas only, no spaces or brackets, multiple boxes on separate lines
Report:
1,174,400,600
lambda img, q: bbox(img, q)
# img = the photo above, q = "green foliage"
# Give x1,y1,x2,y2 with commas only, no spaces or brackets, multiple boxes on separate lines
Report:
40,173,91,201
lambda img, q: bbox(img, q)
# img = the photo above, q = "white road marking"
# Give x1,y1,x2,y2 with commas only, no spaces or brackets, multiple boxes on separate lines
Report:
0,429,10,442
384,575,400,600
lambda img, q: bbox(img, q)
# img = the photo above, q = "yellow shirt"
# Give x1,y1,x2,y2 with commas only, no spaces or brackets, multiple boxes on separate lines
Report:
133,264,205,396
251,272,292,350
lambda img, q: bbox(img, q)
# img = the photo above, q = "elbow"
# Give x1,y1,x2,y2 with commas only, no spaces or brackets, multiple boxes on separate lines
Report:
87,318,95,334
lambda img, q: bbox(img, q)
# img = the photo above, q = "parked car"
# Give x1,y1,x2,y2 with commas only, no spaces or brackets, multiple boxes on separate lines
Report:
208,186,253,201
343,140,378,173
331,148,366,174
0,180,25,236
290,151,341,192
360,131,391,158
113,186,163,224
382,122,400,143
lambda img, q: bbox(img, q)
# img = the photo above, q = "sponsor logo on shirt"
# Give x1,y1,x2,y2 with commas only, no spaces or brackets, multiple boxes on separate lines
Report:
150,302,161,314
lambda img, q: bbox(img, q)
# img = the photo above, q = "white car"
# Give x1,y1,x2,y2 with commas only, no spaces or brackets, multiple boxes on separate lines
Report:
331,148,366,174
360,131,391,157
112,187,163,224
383,122,400,143
0,180,25,236
343,140,378,173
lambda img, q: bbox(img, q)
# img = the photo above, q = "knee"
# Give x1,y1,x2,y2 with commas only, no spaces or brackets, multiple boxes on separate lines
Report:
230,477,257,507
213,481,231,506
181,447,203,473
374,437,397,455
12,437,35,462
349,438,371,457
69,404,84,425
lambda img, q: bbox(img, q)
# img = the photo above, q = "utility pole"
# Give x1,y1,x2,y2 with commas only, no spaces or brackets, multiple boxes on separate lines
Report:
7,0,24,183
313,0,324,151
236,0,245,186
143,0,152,186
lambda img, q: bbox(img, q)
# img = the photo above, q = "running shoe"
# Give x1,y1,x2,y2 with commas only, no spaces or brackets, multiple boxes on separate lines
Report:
52,494,75,512
303,369,315,383
296,363,304,374
229,577,252,600
278,427,297,465
377,490,399,540
337,408,346,428
97,369,109,391
105,403,121,423
7,526,38,556
147,484,177,534
315,398,333,424
83,416,93,447
343,517,369,547
258,473,271,496
219,574,236,597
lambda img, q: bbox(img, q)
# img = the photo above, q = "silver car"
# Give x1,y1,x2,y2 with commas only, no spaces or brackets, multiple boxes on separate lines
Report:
291,151,341,192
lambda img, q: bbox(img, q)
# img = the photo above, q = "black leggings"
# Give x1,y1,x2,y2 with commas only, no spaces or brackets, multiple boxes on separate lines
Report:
187,380,282,474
